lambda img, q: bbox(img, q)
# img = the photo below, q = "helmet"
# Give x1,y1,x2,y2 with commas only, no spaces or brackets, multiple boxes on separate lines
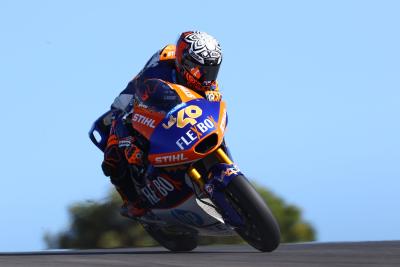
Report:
176,31,222,92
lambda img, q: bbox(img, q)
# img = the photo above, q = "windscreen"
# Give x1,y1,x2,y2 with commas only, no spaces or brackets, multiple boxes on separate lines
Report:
135,79,182,113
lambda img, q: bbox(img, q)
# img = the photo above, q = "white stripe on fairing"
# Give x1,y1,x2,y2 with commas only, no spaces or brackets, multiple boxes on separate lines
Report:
195,198,224,223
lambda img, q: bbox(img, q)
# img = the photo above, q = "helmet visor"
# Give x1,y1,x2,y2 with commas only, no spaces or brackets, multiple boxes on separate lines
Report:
183,58,220,84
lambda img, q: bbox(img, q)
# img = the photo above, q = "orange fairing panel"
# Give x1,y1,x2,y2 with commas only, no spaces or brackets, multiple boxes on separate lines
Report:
132,106,165,140
168,83,203,103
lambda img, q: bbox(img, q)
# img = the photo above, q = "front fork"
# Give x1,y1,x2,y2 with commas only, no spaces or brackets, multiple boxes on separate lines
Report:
187,148,244,227
187,148,233,187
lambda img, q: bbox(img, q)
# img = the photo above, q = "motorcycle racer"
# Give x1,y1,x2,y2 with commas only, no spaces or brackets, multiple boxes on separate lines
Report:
99,31,223,218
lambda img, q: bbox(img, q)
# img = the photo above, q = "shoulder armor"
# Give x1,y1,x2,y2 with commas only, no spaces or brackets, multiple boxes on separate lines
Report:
159,44,176,61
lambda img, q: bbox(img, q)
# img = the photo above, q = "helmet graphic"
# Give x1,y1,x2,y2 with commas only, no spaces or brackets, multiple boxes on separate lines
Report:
176,31,222,92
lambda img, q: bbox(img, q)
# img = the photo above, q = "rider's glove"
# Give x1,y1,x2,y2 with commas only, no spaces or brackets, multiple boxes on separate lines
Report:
121,136,145,185
102,134,125,177
124,139,144,166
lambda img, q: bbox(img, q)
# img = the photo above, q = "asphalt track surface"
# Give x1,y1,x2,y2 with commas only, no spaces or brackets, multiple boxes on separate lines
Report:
0,241,399,267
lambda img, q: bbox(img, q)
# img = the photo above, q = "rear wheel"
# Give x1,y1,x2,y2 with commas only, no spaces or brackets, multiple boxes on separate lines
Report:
142,224,198,252
224,175,280,252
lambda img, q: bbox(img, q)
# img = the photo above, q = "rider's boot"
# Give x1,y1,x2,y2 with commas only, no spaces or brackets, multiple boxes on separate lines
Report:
115,187,149,218
111,175,149,218
119,193,149,218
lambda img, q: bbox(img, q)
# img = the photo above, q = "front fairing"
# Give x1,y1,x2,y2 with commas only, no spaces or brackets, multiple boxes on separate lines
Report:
148,98,227,167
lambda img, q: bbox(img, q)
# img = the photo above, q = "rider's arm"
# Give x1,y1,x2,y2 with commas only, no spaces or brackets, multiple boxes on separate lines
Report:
110,46,167,112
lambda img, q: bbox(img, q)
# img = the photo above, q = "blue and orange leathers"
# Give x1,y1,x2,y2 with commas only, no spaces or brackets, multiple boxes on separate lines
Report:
113,44,220,114
89,45,181,152
89,44,221,152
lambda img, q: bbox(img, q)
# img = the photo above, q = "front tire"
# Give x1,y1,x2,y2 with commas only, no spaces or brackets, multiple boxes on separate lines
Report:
224,175,280,252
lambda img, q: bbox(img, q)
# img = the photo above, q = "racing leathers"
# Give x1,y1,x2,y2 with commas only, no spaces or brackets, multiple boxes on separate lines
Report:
102,45,222,218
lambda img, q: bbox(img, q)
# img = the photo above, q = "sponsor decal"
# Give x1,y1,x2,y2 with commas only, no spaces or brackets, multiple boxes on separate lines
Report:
118,137,133,148
162,115,177,130
162,105,202,129
219,165,241,181
171,209,204,226
136,102,149,109
205,184,214,195
176,116,216,150
133,113,156,128
141,176,182,205
163,50,175,59
155,153,188,164
177,85,197,99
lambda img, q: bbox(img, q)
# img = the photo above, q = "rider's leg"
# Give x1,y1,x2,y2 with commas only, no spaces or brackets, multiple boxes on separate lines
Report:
110,174,148,218
102,114,148,217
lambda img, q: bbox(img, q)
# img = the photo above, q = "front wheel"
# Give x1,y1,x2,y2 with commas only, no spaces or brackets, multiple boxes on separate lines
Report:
224,175,281,252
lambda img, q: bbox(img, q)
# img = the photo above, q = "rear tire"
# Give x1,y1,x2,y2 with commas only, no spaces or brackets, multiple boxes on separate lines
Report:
142,224,198,252
224,175,280,252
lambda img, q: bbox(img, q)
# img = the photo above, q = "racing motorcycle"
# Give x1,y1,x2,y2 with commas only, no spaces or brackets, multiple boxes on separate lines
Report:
89,83,280,252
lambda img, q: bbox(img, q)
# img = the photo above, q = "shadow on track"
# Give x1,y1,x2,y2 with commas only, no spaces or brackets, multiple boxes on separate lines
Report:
0,246,259,257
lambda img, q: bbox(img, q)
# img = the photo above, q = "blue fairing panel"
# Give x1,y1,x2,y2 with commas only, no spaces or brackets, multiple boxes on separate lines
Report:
149,99,222,155
89,110,114,152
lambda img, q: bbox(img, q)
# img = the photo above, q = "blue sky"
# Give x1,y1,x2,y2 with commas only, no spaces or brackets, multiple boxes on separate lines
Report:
0,0,399,251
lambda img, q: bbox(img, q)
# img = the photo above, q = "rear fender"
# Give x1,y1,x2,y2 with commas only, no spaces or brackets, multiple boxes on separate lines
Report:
204,163,244,227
